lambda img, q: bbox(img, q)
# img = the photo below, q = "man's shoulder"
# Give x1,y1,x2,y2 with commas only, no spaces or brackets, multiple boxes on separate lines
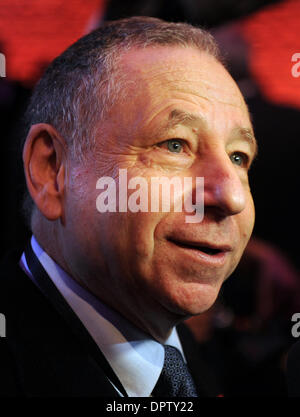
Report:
0,248,26,303
0,247,23,278
0,247,41,314
0,247,120,397
0,247,30,396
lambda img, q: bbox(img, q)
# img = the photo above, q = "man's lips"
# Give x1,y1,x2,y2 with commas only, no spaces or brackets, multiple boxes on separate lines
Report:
166,237,232,265
167,237,232,254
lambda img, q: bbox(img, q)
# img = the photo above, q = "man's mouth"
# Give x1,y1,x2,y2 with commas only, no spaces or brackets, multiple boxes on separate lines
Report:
170,240,222,255
166,237,232,264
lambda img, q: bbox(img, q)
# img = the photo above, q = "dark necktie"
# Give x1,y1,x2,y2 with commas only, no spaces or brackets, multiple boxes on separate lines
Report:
152,345,198,397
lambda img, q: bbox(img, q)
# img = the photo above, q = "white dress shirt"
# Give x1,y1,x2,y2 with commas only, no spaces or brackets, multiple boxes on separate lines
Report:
20,235,185,397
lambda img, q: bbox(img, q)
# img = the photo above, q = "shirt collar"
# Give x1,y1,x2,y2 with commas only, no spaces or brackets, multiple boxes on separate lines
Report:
20,235,185,397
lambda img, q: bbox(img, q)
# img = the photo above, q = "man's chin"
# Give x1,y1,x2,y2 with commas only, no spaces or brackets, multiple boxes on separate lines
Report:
161,280,222,319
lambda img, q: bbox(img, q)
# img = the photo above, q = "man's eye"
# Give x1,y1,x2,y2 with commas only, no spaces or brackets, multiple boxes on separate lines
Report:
230,152,248,167
165,139,183,153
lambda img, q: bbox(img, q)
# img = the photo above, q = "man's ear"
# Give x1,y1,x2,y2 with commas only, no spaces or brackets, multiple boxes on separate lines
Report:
23,123,67,221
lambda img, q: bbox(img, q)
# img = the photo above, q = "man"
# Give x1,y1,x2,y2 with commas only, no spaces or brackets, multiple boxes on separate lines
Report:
0,16,256,397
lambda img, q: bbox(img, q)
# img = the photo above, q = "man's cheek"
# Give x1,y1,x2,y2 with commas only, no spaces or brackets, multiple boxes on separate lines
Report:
240,198,255,239
124,211,161,258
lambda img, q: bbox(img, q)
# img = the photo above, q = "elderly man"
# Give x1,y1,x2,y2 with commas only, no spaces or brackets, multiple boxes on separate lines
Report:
0,16,256,397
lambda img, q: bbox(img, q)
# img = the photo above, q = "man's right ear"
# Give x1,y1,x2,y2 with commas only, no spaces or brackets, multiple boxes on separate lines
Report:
23,123,67,221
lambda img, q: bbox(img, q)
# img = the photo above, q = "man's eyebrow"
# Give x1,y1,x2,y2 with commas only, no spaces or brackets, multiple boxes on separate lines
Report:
166,109,207,129
157,108,258,158
232,127,258,159
153,109,207,137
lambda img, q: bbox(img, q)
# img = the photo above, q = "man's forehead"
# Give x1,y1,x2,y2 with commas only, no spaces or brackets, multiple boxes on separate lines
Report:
119,46,247,111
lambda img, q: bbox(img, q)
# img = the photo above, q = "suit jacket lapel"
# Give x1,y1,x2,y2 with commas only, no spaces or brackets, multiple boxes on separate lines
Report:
24,242,128,397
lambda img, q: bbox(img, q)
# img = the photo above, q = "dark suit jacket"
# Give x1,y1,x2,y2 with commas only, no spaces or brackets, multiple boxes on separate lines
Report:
0,246,219,397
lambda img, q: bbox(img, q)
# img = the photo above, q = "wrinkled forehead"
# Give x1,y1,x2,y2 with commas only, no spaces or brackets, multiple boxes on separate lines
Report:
119,46,248,113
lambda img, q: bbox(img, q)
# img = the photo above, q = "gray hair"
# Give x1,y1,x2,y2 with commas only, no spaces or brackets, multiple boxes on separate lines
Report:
22,16,222,227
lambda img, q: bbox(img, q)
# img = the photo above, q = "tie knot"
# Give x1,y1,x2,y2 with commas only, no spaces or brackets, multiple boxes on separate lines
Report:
152,345,198,397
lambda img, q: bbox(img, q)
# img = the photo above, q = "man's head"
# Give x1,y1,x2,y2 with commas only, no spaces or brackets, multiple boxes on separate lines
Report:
22,17,256,340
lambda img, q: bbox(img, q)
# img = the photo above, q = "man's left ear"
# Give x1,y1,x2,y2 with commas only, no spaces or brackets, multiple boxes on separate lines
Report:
23,123,67,221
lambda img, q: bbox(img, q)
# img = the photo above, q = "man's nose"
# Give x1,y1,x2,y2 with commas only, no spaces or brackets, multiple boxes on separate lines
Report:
195,151,246,217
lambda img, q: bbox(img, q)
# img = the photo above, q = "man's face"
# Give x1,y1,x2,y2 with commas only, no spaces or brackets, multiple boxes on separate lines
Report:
63,46,255,332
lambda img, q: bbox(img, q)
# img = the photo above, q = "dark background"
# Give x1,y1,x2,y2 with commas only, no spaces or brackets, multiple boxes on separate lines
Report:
1,0,300,396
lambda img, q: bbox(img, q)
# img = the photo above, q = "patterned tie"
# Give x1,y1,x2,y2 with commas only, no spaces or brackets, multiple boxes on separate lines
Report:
152,345,198,397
